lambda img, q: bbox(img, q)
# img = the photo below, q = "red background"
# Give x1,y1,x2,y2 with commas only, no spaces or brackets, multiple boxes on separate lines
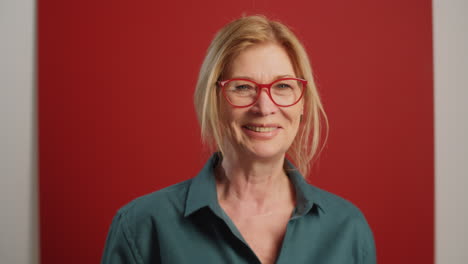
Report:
38,0,434,263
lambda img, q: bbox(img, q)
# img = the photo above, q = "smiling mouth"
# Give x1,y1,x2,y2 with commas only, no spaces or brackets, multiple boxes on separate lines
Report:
244,125,279,132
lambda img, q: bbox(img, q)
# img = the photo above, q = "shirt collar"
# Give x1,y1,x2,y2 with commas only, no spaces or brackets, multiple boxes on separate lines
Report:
284,159,326,216
184,153,221,217
184,153,325,218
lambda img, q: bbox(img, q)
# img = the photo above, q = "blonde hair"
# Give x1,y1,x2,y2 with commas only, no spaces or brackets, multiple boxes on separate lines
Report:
194,15,328,177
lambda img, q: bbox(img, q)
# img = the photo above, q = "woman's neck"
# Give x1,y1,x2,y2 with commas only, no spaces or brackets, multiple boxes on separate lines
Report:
215,152,294,214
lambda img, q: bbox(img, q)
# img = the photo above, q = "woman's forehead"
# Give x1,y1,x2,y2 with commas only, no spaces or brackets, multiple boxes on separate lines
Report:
226,43,295,81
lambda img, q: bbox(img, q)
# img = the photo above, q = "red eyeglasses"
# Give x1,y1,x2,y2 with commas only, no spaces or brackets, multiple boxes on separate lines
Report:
218,78,307,108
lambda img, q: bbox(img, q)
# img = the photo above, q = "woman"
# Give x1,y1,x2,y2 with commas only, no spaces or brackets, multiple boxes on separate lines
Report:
102,15,376,264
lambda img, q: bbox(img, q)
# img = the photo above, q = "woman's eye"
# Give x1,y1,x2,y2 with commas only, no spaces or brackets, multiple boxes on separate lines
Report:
234,85,253,90
276,83,292,89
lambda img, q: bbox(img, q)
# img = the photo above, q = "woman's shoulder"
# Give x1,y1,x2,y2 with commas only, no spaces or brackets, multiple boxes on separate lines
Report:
102,179,195,263
287,165,368,221
115,179,193,222
306,184,375,253
305,183,372,228
309,184,363,214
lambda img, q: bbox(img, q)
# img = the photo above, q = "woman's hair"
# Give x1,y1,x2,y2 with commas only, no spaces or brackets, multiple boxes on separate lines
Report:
194,15,328,177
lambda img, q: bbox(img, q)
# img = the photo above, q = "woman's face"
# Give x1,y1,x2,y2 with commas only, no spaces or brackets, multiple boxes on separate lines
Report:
220,43,303,160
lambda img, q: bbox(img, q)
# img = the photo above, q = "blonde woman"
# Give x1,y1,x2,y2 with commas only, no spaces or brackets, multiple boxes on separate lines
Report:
102,15,376,264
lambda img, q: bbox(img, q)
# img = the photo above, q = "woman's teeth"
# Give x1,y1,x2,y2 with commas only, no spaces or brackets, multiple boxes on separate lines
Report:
244,126,278,132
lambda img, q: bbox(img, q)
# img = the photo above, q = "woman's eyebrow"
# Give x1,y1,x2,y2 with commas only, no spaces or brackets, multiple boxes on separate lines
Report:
229,75,253,80
229,74,296,81
275,74,295,79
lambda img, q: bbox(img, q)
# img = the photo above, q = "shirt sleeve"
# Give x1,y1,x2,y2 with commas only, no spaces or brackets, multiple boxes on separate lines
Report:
362,247,377,264
358,211,377,264
101,211,142,264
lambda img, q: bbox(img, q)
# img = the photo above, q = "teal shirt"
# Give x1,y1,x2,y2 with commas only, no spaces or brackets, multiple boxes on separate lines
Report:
102,154,376,263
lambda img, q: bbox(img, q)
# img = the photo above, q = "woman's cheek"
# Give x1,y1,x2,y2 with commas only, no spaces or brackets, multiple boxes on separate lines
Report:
225,120,241,143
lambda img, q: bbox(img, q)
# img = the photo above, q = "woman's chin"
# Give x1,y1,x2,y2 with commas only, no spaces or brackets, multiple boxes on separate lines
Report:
225,134,290,160
244,144,286,160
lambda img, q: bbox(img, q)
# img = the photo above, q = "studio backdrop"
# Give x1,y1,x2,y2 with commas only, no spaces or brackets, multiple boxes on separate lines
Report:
39,1,433,263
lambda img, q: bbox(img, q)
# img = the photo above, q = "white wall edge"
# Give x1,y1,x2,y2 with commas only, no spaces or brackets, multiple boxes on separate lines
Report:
433,1,468,263
0,0,38,263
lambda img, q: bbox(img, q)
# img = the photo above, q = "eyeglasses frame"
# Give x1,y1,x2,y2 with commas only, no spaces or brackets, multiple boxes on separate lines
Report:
218,77,307,108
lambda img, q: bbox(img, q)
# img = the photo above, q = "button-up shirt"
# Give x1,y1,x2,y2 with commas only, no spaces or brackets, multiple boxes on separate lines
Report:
102,154,376,263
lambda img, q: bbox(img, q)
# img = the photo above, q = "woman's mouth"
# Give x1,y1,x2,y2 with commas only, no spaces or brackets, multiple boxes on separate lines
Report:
241,124,281,140
244,125,279,132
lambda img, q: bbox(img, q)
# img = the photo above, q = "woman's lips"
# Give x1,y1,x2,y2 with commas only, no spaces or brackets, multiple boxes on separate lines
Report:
242,124,281,140
244,125,278,132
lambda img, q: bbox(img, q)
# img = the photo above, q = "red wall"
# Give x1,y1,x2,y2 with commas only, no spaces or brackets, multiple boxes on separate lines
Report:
38,1,434,263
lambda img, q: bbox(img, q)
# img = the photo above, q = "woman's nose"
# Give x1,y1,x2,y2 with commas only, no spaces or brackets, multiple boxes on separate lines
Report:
251,88,279,115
